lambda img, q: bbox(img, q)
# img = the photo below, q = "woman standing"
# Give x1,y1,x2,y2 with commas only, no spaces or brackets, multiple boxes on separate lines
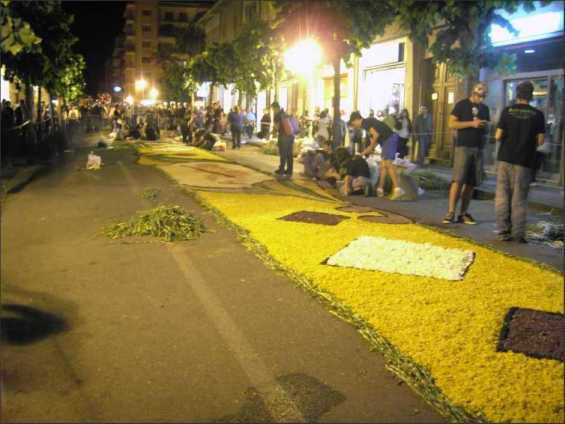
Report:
397,108,412,159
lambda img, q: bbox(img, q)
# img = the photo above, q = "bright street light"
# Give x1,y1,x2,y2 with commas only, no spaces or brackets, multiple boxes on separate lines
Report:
125,95,134,105
284,39,322,75
149,87,158,99
113,85,122,93
135,78,147,91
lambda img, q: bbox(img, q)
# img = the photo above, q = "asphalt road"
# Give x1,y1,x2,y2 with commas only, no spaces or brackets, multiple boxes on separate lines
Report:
1,138,441,422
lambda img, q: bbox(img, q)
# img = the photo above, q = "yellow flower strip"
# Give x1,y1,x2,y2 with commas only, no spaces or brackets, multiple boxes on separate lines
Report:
137,143,227,162
196,191,564,423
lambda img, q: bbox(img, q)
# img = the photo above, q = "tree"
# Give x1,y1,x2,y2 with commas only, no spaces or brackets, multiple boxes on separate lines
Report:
393,0,545,79
273,0,397,142
159,61,189,103
157,17,206,102
2,1,83,120
51,52,85,104
0,0,40,56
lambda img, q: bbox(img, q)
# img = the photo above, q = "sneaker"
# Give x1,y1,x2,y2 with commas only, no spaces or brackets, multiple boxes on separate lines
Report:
496,233,512,242
390,187,405,200
376,188,384,198
273,169,284,176
458,213,477,225
442,212,456,224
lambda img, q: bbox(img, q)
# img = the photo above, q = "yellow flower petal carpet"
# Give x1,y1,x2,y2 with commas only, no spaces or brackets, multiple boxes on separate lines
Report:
138,144,564,423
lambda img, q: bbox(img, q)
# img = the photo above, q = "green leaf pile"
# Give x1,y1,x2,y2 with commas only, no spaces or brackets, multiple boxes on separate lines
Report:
104,205,206,242
411,170,451,191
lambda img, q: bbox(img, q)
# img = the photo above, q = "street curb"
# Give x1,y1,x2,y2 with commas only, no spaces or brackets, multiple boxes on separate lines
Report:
1,165,47,196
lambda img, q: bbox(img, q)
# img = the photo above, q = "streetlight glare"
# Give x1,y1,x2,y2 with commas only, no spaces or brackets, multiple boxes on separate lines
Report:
149,87,159,99
125,95,134,105
284,39,322,75
135,78,147,91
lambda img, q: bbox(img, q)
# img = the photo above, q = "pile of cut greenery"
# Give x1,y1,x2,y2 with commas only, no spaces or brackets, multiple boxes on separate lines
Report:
104,205,205,242
411,170,451,191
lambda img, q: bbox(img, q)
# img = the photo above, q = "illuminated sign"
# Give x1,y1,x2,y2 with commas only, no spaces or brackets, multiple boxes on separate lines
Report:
490,1,564,46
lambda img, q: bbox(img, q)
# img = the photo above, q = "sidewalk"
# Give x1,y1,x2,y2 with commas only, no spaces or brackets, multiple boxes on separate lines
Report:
220,133,563,212
0,164,47,196
426,165,564,212
214,143,563,271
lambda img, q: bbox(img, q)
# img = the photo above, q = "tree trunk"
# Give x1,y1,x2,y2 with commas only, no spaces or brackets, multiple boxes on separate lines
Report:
25,81,33,123
37,87,42,124
208,83,215,107
332,56,341,151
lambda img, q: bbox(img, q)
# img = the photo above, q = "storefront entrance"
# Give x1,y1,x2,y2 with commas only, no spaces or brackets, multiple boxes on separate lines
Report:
484,70,563,183
504,75,563,180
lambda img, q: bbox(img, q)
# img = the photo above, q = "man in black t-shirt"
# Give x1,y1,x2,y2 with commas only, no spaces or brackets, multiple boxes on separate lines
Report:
443,82,490,225
494,81,545,242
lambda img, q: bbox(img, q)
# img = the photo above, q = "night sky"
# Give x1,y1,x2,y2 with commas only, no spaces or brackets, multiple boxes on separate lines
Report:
62,1,126,96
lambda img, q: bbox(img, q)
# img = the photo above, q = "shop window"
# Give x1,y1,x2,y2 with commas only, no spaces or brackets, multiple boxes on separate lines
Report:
361,67,405,116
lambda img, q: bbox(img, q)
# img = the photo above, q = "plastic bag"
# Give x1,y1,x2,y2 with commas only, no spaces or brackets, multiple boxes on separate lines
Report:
86,152,102,170
392,153,417,174
365,155,380,187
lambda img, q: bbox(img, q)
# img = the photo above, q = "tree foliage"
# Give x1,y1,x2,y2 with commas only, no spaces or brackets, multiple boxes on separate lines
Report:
274,0,396,65
392,0,545,77
2,0,85,101
51,53,85,103
0,0,41,56
184,18,279,99
159,61,189,102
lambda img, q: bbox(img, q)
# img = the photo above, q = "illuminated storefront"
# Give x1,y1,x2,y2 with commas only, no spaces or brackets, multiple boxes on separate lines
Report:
358,38,407,117
482,1,564,183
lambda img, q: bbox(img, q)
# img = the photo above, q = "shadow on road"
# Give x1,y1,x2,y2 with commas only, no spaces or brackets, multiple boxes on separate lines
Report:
217,373,346,422
1,304,69,345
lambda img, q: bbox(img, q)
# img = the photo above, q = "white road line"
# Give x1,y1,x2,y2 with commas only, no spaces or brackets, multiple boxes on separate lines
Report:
118,160,305,422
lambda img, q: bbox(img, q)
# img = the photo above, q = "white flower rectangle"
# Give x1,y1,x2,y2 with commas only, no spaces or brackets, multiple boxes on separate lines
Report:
326,236,475,281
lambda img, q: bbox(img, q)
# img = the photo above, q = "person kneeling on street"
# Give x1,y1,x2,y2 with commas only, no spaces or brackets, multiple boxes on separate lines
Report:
192,128,218,151
324,147,370,197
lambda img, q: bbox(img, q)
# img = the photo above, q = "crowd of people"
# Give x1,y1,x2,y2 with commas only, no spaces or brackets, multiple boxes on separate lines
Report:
269,101,434,200
270,80,546,243
3,81,544,243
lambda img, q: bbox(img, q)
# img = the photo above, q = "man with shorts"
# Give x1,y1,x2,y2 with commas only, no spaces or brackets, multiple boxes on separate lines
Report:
349,111,405,199
443,82,490,224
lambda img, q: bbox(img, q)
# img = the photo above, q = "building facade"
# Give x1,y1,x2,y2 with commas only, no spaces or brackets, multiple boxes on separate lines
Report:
112,0,211,102
196,0,563,183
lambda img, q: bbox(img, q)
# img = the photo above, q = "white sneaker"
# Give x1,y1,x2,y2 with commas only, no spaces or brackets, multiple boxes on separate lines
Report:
390,187,405,200
376,188,384,197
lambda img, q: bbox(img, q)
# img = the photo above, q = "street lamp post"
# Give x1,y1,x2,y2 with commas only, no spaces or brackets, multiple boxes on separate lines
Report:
283,38,322,138
135,78,148,104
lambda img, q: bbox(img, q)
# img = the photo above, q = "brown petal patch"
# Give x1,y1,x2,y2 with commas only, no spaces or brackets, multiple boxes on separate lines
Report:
497,307,564,362
279,211,349,226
